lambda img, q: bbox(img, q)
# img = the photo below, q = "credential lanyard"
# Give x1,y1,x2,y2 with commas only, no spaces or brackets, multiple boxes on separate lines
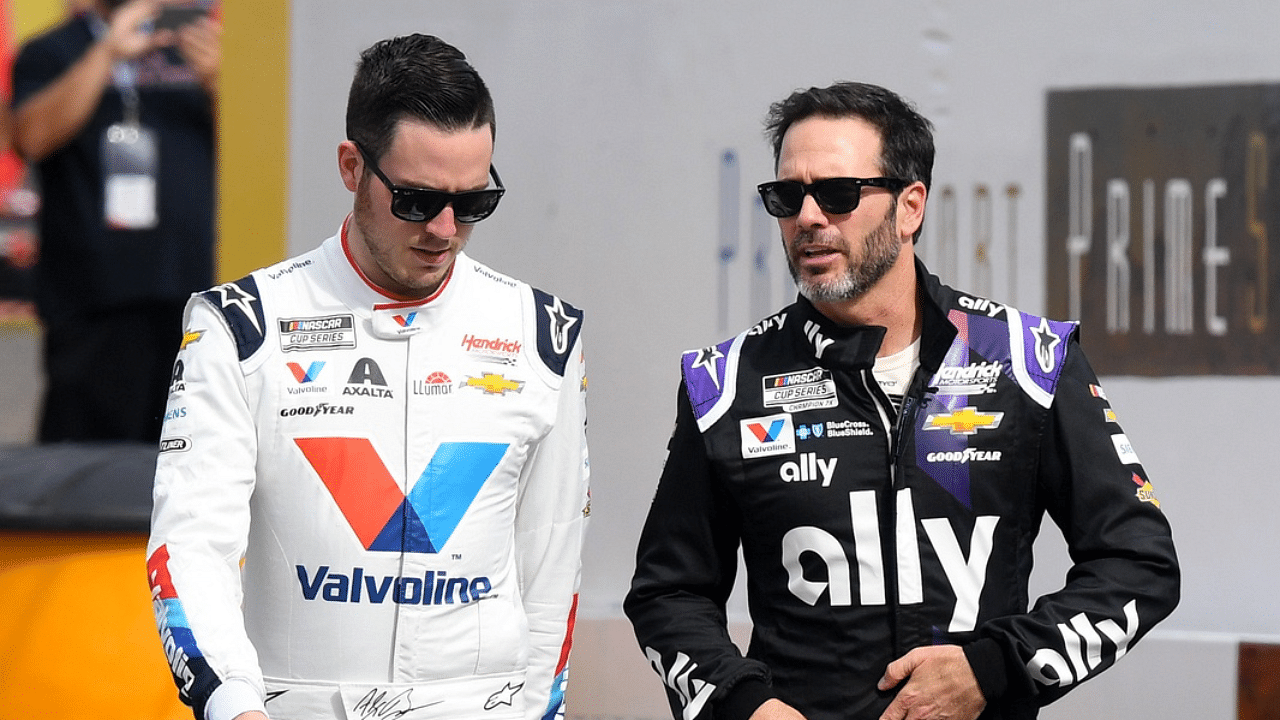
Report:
92,12,160,230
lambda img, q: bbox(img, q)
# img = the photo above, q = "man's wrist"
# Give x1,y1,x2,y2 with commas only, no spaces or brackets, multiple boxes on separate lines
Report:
962,638,1007,702
718,678,777,720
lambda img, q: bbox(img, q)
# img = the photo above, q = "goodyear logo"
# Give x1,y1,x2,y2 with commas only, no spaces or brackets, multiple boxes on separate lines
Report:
922,407,1004,436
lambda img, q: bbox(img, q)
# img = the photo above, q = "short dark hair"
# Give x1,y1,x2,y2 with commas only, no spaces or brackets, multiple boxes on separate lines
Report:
345,34,495,162
764,82,934,192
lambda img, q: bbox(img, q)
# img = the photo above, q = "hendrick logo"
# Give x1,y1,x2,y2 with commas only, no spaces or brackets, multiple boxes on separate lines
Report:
934,362,1002,396
279,314,356,352
462,334,521,365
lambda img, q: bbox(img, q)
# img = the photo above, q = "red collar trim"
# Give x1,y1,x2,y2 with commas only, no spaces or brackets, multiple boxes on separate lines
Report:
340,214,453,308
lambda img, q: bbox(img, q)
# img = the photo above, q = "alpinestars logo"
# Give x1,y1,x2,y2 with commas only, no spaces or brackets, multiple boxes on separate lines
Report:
296,438,509,553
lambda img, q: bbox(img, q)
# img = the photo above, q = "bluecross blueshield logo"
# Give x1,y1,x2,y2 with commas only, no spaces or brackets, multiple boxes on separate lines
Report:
296,438,508,553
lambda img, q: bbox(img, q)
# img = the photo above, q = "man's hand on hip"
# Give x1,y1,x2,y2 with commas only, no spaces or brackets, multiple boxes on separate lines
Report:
877,645,986,720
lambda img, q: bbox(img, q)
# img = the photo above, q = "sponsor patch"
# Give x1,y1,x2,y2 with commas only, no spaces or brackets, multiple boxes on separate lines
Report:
763,367,837,412
740,413,795,458
796,420,874,440
462,334,521,365
934,361,1002,396
1132,473,1161,508
922,407,1004,436
1104,408,1118,423
279,315,356,352
461,373,525,396
414,371,454,396
280,403,355,417
1089,384,1108,400
169,359,186,394
345,358,393,398
179,330,204,350
925,448,1003,464
1111,433,1142,465
159,437,190,453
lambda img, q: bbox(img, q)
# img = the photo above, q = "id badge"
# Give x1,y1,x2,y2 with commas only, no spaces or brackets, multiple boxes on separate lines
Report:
102,122,159,229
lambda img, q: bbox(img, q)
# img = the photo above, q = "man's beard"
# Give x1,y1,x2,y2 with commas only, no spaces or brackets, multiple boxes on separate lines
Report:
786,209,902,304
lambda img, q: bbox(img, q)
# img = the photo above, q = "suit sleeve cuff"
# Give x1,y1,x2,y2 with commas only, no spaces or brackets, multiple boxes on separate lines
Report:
963,637,1008,702
204,678,267,720
718,678,777,720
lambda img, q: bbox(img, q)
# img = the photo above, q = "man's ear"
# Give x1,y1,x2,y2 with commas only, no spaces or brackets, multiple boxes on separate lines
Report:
897,181,927,242
337,141,363,192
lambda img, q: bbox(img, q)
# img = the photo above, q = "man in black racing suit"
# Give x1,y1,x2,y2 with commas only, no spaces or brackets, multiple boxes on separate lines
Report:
624,82,1178,720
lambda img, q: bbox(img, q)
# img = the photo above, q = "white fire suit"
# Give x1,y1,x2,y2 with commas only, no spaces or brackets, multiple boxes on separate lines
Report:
147,225,590,720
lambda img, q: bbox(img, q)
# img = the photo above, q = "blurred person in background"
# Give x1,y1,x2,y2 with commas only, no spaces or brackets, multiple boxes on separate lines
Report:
11,0,219,442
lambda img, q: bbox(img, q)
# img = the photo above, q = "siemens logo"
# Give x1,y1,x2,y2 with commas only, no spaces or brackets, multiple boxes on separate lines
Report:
297,565,492,605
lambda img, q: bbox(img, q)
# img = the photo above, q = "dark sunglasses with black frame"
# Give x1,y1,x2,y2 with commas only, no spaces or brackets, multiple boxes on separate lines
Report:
757,176,907,218
355,142,505,224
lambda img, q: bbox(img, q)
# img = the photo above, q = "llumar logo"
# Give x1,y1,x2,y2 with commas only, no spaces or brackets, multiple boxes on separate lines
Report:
296,438,508,553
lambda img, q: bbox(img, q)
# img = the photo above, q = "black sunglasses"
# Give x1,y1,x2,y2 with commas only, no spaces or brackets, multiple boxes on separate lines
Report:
356,142,505,224
757,177,907,218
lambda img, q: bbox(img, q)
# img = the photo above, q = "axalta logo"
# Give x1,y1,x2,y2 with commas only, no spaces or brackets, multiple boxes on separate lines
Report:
780,453,838,486
925,448,1003,464
923,407,1004,436
296,565,491,605
462,373,524,396
958,295,1006,318
414,371,454,396
169,359,186,394
280,403,354,417
344,358,393,398
934,362,1002,395
740,413,795,458
296,438,508,553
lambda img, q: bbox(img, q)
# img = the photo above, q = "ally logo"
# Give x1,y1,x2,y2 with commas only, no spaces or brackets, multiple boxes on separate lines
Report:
296,438,508,553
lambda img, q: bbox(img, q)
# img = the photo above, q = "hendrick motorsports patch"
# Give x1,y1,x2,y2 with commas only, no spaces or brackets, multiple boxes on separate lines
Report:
762,367,837,412
279,314,357,352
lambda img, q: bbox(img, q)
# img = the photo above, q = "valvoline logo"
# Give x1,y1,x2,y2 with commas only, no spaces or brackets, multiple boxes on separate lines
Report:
295,438,508,553
739,413,795,458
393,312,417,327
288,361,325,383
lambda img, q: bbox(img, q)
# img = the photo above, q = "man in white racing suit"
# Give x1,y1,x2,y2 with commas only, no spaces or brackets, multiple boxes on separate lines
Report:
147,34,589,720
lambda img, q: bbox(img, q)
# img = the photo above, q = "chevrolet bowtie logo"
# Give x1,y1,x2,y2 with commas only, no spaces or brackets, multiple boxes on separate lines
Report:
462,373,525,396
180,330,205,350
923,407,1004,436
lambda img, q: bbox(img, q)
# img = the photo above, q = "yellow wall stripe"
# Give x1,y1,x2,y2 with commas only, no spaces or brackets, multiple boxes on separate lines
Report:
217,0,288,281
